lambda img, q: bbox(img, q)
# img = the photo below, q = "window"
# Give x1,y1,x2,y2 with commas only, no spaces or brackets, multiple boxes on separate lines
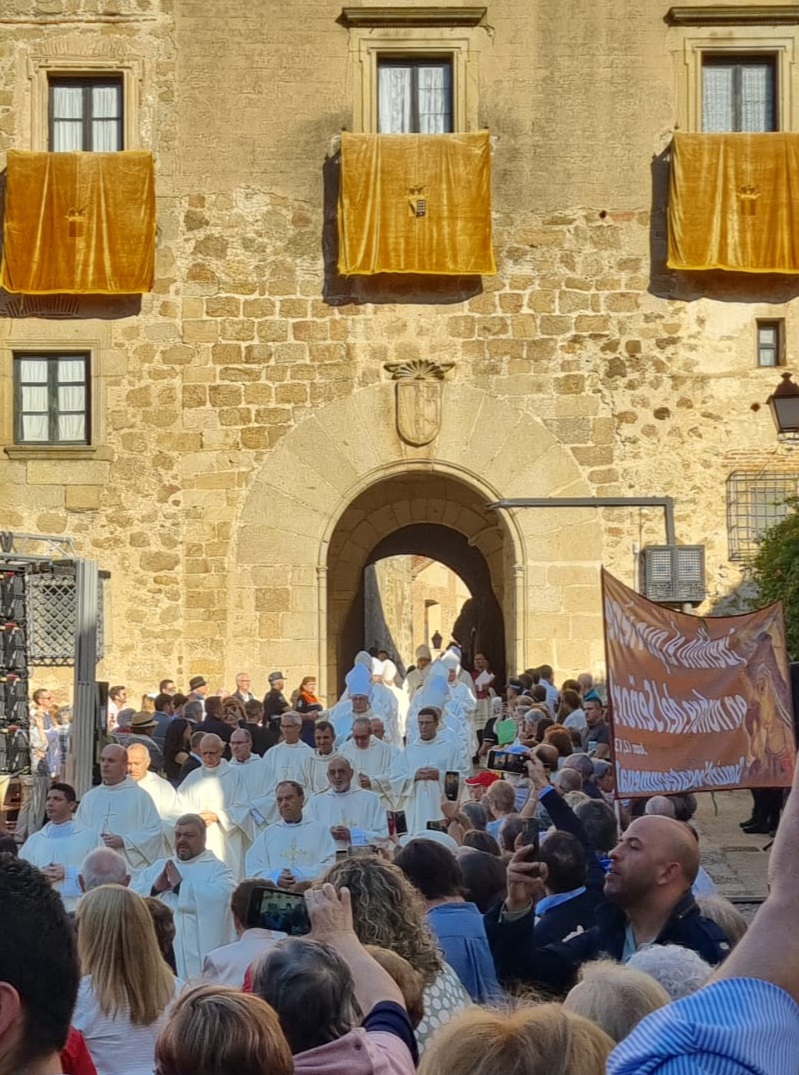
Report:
14,353,89,446
757,320,784,366
726,471,796,559
702,55,777,131
377,58,453,133
49,77,123,151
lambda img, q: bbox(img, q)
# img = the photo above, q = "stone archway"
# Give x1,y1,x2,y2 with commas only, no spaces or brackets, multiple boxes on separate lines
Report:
327,477,510,689
228,381,604,701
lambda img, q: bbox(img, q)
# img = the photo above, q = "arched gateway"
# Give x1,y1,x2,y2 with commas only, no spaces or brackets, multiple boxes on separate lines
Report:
228,381,603,701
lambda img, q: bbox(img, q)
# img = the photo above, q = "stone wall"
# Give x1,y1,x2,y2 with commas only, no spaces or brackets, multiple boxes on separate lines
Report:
1,0,797,701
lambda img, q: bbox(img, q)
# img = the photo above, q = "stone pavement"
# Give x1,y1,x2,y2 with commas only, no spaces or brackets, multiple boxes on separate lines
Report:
692,788,772,920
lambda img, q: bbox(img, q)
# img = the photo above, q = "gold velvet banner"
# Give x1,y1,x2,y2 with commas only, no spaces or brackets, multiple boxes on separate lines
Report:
668,132,799,273
1,150,156,294
338,131,496,276
602,570,796,796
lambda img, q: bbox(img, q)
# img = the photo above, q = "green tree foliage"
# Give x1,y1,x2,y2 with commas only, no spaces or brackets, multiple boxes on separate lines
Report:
746,498,799,659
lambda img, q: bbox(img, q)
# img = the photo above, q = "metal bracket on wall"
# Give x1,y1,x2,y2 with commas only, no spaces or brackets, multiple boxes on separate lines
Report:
485,497,677,546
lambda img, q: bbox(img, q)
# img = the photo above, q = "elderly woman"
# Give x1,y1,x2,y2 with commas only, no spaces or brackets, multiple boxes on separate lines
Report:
323,856,471,1051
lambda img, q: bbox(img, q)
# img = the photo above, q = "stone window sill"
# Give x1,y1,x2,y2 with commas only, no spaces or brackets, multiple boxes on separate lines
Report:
4,444,100,461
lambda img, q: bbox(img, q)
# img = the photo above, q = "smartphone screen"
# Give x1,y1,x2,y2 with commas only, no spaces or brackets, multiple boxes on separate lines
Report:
426,818,449,833
444,770,460,802
348,845,377,858
519,818,539,852
246,886,310,936
388,810,408,836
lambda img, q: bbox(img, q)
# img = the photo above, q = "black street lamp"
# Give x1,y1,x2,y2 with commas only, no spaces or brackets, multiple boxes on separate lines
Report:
431,630,443,650
767,372,799,437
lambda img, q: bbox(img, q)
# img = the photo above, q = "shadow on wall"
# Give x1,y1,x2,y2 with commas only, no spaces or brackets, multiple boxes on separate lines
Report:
320,153,484,307
647,147,799,305
0,170,142,321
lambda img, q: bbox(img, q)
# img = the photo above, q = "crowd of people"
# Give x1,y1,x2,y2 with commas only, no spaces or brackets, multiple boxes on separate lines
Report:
2,645,794,1075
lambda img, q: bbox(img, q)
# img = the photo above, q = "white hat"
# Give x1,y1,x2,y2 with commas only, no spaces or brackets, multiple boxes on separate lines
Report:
398,830,460,852
415,644,432,660
371,657,385,676
346,663,373,699
440,647,461,672
382,659,398,682
417,667,448,713
355,651,372,670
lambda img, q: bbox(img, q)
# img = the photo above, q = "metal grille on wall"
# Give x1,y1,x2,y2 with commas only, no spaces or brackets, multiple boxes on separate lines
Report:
726,471,798,561
26,566,106,666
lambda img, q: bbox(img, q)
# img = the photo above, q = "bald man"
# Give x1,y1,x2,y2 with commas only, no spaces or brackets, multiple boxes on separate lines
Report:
486,813,731,993
75,744,164,871
177,734,248,879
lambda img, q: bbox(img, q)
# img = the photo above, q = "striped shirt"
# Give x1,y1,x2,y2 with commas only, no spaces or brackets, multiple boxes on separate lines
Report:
608,977,799,1075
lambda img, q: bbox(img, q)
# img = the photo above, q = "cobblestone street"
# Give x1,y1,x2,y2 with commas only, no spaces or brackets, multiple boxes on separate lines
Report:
694,788,772,922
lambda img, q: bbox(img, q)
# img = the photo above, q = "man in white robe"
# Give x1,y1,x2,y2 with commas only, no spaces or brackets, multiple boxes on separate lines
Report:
329,659,374,745
340,717,399,811
260,711,313,793
75,744,164,872
19,782,101,913
407,660,476,769
133,813,235,979
306,756,389,851
178,734,248,879
402,645,432,707
245,779,336,885
229,727,269,798
127,743,178,850
392,707,467,836
369,659,401,747
307,720,341,793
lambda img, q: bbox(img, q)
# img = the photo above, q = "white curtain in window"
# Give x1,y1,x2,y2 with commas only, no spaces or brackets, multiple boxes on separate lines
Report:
740,64,774,132
379,66,412,133
51,85,84,152
702,64,734,132
21,386,48,413
20,359,48,383
58,384,85,414
92,85,121,150
22,415,49,442
57,359,86,384
58,414,86,442
418,64,452,133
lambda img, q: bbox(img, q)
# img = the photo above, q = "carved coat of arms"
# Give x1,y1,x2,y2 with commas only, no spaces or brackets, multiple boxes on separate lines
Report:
384,359,454,447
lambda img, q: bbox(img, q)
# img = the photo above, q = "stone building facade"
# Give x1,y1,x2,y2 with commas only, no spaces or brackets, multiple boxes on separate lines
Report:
1,0,797,701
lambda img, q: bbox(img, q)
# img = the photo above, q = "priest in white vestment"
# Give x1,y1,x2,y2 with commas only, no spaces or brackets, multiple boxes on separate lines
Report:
391,708,467,836
127,743,179,850
19,782,102,912
260,712,313,792
307,720,341,793
402,645,432,708
75,744,164,871
329,660,374,745
306,756,389,851
229,727,270,798
133,813,235,979
368,659,401,747
178,734,248,879
407,659,476,769
245,779,336,885
340,717,399,810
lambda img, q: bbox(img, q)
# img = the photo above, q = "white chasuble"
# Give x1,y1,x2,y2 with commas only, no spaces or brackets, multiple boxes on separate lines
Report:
178,761,247,880
244,817,336,883
19,821,102,912
75,778,165,871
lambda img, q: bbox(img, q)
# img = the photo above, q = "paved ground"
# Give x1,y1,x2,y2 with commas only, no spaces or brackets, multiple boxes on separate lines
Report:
692,788,771,921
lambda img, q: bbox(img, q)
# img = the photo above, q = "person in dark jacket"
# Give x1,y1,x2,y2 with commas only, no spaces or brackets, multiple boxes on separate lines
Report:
533,831,605,946
486,805,730,995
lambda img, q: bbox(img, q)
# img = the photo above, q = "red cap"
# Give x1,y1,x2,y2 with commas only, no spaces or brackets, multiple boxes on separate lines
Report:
465,770,501,788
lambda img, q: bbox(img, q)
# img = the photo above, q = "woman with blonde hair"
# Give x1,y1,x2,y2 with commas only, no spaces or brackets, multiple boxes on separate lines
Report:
418,1003,613,1075
73,884,181,1075
323,856,471,1050
155,984,293,1075
562,959,670,1043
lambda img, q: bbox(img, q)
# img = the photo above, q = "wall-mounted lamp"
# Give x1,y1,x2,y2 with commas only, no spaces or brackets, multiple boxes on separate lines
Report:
767,372,799,438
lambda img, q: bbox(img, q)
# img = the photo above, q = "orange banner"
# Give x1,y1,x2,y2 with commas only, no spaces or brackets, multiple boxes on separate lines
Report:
602,569,795,797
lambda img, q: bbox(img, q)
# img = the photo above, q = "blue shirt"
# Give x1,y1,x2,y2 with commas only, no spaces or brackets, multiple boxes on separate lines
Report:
608,978,799,1075
426,902,501,1004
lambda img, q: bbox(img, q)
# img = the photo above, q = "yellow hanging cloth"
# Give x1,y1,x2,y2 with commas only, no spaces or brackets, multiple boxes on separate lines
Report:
668,132,799,273
1,149,156,294
338,130,496,276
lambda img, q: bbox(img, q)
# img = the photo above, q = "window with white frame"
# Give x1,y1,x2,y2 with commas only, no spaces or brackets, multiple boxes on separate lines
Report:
49,77,124,151
377,57,453,133
702,55,777,131
14,353,90,445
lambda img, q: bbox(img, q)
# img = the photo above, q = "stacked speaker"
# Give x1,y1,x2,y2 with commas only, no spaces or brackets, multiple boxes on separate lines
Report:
0,568,30,771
